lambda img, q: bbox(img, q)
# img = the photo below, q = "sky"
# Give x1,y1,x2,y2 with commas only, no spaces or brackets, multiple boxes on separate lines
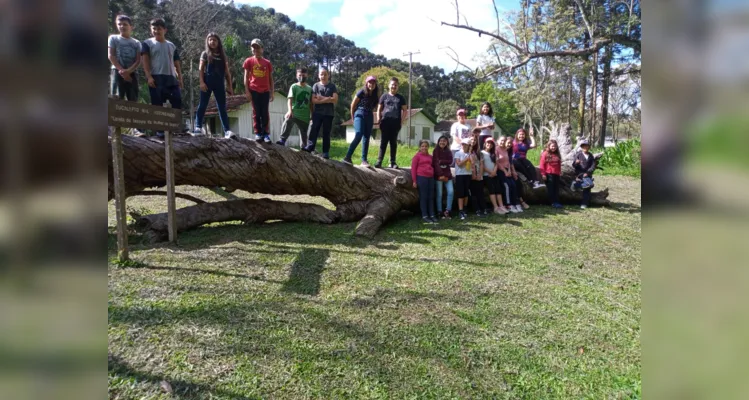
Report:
235,0,520,73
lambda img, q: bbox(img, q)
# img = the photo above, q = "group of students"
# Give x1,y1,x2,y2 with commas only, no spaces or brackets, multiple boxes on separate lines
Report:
107,15,337,155
410,107,597,223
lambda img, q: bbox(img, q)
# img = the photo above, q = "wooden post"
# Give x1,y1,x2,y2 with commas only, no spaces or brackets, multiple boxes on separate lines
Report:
111,126,129,261
164,130,178,243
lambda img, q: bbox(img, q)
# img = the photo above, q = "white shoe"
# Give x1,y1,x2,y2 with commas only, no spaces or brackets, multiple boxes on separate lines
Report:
533,181,546,188
580,205,587,209
192,127,206,136
514,205,524,213
509,206,521,213
225,130,237,139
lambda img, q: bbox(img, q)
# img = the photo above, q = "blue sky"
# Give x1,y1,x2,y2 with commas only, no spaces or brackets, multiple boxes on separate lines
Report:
235,0,520,72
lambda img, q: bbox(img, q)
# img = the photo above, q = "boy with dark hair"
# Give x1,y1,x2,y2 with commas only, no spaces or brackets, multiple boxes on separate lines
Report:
277,66,312,147
304,67,338,158
141,18,183,138
243,39,274,142
108,15,141,102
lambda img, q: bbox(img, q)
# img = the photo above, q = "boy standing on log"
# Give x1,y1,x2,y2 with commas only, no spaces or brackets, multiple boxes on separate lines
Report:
277,67,312,148
243,39,274,143
141,18,183,139
108,15,141,102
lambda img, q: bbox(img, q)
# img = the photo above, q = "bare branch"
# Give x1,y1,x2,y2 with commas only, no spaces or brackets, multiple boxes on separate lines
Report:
440,21,523,53
574,0,595,40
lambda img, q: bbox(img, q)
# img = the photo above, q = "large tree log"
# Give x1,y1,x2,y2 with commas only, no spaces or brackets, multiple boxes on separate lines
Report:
108,122,608,239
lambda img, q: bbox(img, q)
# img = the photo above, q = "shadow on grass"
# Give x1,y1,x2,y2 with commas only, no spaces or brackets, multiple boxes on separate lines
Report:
607,201,642,214
281,248,329,296
109,354,259,400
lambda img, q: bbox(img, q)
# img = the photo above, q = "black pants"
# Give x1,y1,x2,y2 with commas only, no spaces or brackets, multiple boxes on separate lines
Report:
112,70,139,101
307,113,334,154
416,176,436,218
582,187,592,206
513,158,538,183
378,119,400,164
470,180,487,212
546,174,561,204
250,90,271,135
500,175,520,206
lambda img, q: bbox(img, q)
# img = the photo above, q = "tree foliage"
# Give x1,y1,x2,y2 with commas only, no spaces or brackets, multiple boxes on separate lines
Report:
435,99,461,121
468,81,521,135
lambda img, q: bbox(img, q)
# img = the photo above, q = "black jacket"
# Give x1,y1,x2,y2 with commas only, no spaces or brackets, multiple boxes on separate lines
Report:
574,151,596,177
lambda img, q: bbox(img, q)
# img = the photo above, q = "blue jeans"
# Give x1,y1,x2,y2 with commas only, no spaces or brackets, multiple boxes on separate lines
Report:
435,179,454,212
346,110,373,161
195,78,229,133
416,176,436,218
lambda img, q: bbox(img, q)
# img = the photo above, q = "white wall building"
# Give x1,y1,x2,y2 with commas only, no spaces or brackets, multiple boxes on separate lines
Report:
341,108,438,145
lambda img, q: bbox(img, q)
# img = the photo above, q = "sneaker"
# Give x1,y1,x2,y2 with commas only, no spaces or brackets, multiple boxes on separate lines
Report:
361,160,371,167
374,161,383,168
580,205,587,209
155,132,165,140
276,139,286,146
389,163,399,169
552,203,563,208
422,217,433,224
429,216,439,223
509,205,521,213
459,211,467,220
225,130,237,139
191,128,204,136
321,153,330,159
255,133,263,141
521,202,530,210
533,181,546,188
476,211,485,218
443,210,452,219
263,134,271,143
342,157,353,164
571,181,582,192
133,129,147,137
483,209,489,216
300,146,311,153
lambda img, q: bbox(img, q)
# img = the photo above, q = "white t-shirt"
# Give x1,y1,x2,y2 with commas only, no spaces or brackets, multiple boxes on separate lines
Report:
476,114,495,137
481,150,496,176
450,122,472,151
454,150,472,175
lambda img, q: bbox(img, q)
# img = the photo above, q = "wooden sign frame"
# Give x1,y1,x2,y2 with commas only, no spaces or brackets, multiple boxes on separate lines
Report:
109,98,182,261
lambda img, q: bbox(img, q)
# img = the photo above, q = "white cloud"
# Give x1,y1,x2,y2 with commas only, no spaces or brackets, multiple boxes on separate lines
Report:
330,0,506,72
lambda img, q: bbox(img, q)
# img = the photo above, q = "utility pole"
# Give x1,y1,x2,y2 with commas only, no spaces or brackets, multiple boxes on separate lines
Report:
403,50,420,147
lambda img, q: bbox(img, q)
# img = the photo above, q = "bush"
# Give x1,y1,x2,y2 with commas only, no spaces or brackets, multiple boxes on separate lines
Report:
597,139,641,177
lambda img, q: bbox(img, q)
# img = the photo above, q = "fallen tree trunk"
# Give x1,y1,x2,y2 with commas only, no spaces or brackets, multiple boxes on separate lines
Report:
108,121,608,239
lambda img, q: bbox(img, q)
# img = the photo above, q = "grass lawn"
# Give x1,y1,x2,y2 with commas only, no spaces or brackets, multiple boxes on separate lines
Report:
108,174,641,399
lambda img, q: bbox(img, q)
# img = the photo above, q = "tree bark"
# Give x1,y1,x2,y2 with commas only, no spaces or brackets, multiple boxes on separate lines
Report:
598,45,612,147
108,132,609,241
589,49,599,142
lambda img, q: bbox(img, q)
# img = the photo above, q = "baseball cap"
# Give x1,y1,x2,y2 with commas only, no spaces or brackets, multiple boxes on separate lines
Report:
456,109,466,116
250,38,263,48
485,137,496,143
366,75,377,83
579,139,590,146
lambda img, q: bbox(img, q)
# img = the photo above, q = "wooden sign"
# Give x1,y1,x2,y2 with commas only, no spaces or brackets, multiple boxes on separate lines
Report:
108,97,182,131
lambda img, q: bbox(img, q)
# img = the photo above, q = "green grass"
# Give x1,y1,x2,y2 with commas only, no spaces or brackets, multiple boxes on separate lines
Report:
108,176,640,399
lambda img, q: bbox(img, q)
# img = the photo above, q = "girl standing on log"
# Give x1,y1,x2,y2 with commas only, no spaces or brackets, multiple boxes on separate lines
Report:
539,139,563,209
343,76,379,166
433,134,454,219
500,136,525,212
449,109,472,164
512,128,545,189
412,140,437,223
475,102,496,149
193,33,234,138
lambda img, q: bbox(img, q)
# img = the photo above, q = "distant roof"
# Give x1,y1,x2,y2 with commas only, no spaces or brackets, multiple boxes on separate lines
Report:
341,108,436,126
